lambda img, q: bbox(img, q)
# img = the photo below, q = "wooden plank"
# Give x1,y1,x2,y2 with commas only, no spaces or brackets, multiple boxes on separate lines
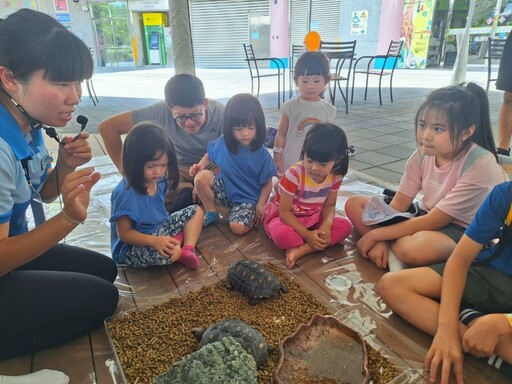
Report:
32,334,94,384
196,222,246,277
123,266,178,310
90,328,119,384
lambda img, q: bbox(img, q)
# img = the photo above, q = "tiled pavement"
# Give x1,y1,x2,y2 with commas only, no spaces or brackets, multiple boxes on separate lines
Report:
70,65,504,187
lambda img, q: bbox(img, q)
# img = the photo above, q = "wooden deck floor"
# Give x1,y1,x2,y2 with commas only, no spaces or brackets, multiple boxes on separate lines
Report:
0,135,509,383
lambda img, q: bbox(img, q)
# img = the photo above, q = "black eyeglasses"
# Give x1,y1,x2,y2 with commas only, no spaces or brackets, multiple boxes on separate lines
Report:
173,112,203,124
43,115,88,145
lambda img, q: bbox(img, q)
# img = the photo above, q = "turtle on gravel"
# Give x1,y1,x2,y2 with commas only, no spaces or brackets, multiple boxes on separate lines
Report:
226,260,288,305
191,319,270,367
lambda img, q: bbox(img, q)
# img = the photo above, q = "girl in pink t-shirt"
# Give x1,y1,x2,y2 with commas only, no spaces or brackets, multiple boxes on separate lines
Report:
264,123,352,269
345,83,504,269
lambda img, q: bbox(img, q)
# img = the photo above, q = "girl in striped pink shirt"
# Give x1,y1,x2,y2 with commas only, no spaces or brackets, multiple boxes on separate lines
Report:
263,123,352,269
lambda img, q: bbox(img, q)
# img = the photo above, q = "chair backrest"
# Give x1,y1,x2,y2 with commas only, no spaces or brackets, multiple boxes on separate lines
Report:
243,43,259,75
488,37,506,60
319,40,357,59
320,40,357,76
387,40,403,57
381,40,403,72
290,44,304,72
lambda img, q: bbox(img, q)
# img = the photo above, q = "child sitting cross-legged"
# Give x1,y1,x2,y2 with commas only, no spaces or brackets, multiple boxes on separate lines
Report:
189,93,277,235
263,123,352,269
110,122,204,269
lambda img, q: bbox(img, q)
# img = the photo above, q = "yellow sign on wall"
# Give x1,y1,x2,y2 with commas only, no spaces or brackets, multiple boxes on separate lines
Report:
143,12,167,26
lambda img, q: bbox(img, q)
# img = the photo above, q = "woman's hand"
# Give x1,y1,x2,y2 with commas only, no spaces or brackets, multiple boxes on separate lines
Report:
61,167,101,223
151,236,181,258
425,328,464,384
58,132,93,169
304,229,328,250
189,163,204,177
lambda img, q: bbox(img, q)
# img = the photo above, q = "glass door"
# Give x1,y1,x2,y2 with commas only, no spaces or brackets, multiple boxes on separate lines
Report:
250,14,271,59
91,1,133,67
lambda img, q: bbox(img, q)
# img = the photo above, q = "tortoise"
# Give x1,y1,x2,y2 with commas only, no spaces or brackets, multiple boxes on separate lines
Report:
226,260,288,305
154,336,257,384
191,319,270,367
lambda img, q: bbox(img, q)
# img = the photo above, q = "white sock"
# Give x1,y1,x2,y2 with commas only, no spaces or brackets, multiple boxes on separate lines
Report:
388,249,409,272
0,370,69,384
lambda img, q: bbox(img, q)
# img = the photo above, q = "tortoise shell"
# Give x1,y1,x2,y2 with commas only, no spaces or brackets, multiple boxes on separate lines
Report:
226,260,288,305
192,319,270,367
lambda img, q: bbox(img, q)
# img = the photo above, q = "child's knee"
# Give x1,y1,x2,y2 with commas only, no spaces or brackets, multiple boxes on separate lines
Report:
394,238,447,266
194,170,213,188
345,195,367,221
378,272,399,302
272,229,301,249
230,222,251,236
337,217,353,238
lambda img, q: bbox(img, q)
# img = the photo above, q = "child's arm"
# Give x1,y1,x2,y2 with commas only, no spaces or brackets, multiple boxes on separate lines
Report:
189,153,212,177
278,193,327,250
317,190,338,245
357,207,454,258
255,179,273,224
273,113,289,176
425,234,482,384
389,191,415,212
116,216,180,258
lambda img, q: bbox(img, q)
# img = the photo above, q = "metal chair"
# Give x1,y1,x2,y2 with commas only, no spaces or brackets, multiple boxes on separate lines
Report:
86,78,99,106
319,40,357,114
351,40,403,106
288,44,305,98
87,47,99,106
485,37,507,91
243,43,285,108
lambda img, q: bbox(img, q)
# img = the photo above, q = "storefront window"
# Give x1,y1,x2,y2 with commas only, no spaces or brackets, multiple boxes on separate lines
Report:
472,1,498,28
498,0,512,27
91,1,133,66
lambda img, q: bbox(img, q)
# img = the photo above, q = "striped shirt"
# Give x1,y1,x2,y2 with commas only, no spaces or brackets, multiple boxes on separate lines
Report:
276,162,342,215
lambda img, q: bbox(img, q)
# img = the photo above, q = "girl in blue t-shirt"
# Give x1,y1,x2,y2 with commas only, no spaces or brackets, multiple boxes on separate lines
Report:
110,123,204,268
189,93,277,235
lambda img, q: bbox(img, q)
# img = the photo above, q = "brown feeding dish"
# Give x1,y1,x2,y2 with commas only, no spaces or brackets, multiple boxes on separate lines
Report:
274,314,370,384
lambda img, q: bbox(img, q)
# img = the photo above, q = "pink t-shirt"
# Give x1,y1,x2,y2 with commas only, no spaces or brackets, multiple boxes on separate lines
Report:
397,143,504,227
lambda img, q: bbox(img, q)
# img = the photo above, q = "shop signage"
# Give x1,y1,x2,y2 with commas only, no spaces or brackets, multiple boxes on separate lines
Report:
130,0,168,11
351,10,368,35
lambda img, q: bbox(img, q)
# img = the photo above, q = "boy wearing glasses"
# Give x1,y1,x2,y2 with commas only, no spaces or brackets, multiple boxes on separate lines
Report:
98,74,224,212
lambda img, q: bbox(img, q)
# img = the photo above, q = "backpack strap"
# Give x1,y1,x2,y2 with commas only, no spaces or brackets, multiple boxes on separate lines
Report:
418,145,489,176
473,202,512,266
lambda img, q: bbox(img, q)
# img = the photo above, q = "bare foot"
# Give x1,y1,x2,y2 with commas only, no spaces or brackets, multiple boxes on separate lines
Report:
285,243,315,269
286,248,300,269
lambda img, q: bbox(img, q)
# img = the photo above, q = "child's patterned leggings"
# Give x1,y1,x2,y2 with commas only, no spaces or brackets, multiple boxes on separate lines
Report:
264,214,352,250
124,205,197,267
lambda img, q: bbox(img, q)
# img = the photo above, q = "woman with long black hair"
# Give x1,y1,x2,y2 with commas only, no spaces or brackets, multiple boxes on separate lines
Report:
0,8,118,363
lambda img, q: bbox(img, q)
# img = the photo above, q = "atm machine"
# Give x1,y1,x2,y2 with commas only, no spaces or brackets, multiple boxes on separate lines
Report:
143,13,167,66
